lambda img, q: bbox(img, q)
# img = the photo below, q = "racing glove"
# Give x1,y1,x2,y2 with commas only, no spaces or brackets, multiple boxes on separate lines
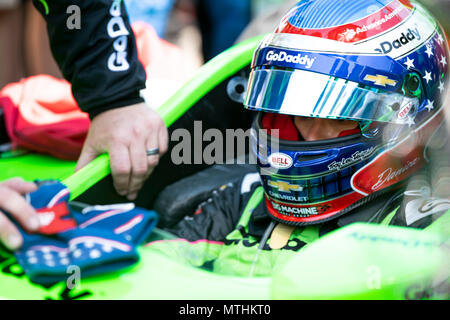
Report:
12,181,158,285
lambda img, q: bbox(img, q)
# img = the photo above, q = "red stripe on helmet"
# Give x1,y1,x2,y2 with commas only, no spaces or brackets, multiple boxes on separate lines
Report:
276,0,412,43
265,192,364,224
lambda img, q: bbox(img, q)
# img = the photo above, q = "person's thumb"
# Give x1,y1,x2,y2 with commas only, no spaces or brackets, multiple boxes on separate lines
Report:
76,145,99,172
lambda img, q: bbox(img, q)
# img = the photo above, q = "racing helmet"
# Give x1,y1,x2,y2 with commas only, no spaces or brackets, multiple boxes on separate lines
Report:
244,0,449,226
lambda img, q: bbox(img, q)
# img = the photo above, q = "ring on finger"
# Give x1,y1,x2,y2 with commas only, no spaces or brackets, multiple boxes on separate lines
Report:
146,148,160,156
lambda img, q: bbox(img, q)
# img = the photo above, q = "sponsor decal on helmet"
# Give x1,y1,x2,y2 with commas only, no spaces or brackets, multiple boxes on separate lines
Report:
270,201,330,218
265,50,316,69
269,199,332,218
372,157,420,191
268,191,308,202
340,5,406,42
268,180,302,193
374,27,421,54
364,74,398,87
268,153,293,169
398,102,413,120
266,192,364,224
276,0,411,43
328,147,376,171
352,109,444,196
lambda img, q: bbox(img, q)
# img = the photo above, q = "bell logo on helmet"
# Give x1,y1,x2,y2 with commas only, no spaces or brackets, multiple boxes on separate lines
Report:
268,153,293,169
375,27,421,54
265,50,316,69
398,102,413,120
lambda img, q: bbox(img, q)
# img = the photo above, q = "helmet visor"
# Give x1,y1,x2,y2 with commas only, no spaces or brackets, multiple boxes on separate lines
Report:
244,68,419,124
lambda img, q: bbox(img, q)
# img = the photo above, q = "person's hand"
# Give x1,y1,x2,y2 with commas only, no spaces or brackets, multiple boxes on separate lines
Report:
76,103,168,201
0,178,39,250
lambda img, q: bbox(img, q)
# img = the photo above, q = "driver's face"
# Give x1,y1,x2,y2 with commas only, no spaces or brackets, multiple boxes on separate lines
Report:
293,116,359,141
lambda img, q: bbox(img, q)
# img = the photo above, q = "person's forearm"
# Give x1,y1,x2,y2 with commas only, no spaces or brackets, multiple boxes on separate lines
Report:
31,0,146,118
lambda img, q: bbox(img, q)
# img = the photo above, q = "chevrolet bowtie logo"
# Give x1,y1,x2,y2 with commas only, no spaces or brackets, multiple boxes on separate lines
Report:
268,180,303,192
364,74,397,87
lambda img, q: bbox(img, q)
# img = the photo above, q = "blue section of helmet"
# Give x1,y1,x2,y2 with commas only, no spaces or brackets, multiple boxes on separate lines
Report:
254,136,380,204
256,46,406,92
287,0,393,29
247,0,448,224
398,31,448,121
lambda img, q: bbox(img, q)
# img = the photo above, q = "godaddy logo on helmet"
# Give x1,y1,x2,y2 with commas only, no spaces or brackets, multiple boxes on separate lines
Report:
265,50,316,69
374,27,421,54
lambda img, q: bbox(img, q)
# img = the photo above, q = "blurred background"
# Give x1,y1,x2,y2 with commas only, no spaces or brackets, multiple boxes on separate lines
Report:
0,0,449,90
0,0,286,90
0,0,450,89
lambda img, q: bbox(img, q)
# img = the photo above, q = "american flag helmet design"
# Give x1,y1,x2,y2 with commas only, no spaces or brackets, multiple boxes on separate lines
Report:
245,0,449,226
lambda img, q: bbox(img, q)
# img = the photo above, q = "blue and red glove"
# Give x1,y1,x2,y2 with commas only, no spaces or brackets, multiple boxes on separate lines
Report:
13,181,158,285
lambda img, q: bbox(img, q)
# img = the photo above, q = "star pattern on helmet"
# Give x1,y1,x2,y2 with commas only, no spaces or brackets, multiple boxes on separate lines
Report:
404,57,415,70
425,44,434,58
440,55,447,68
406,116,415,127
424,99,434,112
423,70,433,84
396,30,449,130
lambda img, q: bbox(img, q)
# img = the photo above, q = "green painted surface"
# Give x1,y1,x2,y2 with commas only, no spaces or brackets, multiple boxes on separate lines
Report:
0,222,447,300
0,34,447,300
0,153,76,182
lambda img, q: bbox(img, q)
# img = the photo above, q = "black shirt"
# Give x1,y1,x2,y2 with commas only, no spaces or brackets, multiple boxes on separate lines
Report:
32,0,146,118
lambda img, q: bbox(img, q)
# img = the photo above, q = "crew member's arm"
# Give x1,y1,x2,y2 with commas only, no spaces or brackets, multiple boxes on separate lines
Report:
32,0,168,200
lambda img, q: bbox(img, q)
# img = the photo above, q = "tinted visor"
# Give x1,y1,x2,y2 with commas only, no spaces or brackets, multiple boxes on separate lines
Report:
244,68,419,124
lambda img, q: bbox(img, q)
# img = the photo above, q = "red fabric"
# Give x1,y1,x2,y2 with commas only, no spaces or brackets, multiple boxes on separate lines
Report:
261,113,361,141
261,113,300,141
338,127,361,137
0,76,89,160
0,23,189,160
36,202,77,235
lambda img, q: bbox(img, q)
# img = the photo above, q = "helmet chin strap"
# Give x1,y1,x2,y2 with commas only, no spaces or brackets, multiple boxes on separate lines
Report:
269,222,296,249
